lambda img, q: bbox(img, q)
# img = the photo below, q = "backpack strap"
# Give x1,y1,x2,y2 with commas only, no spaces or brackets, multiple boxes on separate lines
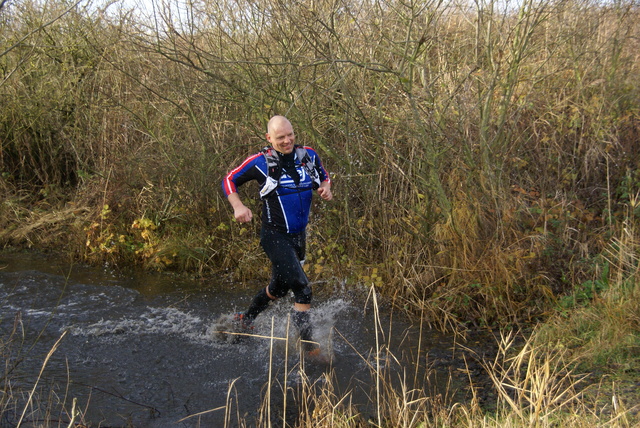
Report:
262,147,281,180
259,147,280,199
259,145,321,199
295,146,321,190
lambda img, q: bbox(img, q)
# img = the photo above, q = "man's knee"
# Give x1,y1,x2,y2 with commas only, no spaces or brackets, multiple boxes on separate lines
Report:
294,285,312,304
267,284,288,299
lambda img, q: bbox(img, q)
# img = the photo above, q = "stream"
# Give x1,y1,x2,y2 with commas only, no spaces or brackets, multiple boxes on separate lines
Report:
0,251,472,427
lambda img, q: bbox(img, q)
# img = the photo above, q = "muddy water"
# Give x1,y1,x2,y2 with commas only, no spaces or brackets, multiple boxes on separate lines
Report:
0,251,465,427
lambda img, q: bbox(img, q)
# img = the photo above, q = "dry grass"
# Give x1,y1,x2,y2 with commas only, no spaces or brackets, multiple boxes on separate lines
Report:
181,283,637,427
1,313,88,427
534,205,640,371
1,3,639,423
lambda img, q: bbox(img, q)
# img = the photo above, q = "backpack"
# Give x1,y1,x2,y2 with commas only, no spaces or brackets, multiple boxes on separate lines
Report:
259,145,321,199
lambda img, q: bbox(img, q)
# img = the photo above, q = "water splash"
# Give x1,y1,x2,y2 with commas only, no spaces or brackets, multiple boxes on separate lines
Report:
0,253,460,427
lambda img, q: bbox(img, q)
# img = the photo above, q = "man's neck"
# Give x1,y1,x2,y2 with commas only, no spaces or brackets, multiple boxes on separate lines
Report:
277,150,296,160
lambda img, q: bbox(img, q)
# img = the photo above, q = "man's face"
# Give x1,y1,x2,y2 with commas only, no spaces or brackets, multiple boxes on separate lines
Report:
266,118,295,154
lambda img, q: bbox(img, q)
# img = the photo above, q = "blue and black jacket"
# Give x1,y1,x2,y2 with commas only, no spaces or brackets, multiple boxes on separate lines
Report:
222,145,330,233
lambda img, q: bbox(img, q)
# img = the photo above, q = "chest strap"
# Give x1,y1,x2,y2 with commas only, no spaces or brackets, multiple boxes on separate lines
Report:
259,146,321,199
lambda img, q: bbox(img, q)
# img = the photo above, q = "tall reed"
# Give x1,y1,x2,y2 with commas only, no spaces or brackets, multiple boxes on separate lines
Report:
1,0,638,330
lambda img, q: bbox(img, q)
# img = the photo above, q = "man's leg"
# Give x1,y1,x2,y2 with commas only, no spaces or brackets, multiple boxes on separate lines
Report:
243,287,275,323
261,228,315,347
292,303,314,350
243,227,300,325
292,274,316,350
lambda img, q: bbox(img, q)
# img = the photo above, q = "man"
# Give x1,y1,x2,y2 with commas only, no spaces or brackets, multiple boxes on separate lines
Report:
221,115,333,353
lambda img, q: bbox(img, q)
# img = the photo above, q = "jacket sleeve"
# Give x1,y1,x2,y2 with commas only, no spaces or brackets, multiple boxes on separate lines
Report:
221,153,265,197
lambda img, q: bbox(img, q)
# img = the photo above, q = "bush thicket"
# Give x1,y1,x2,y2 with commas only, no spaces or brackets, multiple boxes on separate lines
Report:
1,0,638,330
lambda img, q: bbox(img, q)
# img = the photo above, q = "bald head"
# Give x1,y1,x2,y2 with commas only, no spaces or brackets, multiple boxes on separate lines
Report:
267,115,291,133
266,115,296,154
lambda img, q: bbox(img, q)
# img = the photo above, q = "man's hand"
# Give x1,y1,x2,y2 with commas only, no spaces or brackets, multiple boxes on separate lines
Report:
228,193,253,223
234,205,253,223
317,181,333,201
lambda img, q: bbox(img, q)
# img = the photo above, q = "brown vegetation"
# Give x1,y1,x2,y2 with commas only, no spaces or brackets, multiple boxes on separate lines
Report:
4,0,637,330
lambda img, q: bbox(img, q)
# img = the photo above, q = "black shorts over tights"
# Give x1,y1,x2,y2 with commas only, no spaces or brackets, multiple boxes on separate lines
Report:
261,226,312,304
